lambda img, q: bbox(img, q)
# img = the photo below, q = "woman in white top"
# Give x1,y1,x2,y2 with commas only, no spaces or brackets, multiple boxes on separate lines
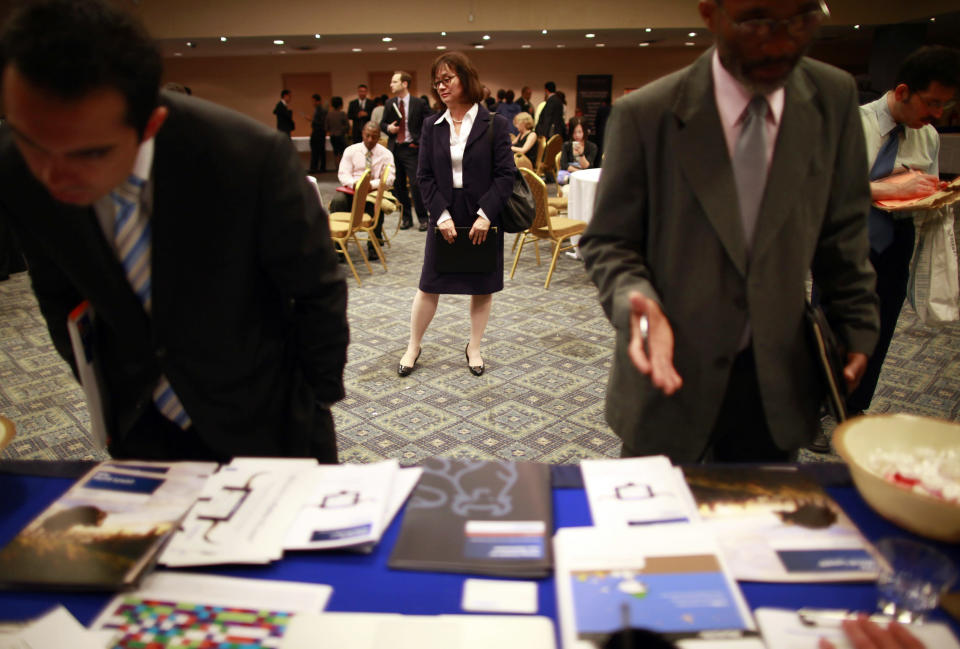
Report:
397,52,514,378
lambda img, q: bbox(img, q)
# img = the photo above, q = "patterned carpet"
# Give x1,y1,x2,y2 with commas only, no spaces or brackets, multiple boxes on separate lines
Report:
2,176,959,464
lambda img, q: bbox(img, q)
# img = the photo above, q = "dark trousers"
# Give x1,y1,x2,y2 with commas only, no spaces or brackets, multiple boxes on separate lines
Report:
330,135,347,158
309,133,327,172
703,347,794,463
108,403,339,463
394,143,427,226
328,191,382,244
619,347,795,463
0,211,26,280
847,219,915,413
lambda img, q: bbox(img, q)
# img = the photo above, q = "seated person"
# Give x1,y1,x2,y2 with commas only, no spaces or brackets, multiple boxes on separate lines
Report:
557,117,598,184
510,112,537,168
329,121,395,253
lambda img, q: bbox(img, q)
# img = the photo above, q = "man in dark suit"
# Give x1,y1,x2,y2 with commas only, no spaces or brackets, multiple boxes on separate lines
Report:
0,0,348,462
273,89,295,136
580,0,879,464
347,84,371,144
535,81,566,140
382,71,429,231
309,93,328,172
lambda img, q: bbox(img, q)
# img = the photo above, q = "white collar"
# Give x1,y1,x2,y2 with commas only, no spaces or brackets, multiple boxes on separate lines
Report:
436,103,479,128
131,136,155,182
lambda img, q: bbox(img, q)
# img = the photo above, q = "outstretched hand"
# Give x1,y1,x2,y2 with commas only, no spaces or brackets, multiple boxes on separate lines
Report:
819,616,925,649
627,292,682,395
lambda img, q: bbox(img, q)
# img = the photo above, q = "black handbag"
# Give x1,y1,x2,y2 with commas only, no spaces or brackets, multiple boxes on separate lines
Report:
487,119,535,234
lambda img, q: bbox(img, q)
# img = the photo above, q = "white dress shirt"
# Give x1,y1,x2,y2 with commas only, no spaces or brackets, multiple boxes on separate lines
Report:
434,103,488,224
338,142,395,189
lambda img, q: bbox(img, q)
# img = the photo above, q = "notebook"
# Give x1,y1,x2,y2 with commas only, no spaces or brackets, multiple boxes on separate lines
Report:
434,227,498,273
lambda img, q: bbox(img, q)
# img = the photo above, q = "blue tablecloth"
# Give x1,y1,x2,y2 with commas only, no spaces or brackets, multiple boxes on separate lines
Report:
0,461,957,640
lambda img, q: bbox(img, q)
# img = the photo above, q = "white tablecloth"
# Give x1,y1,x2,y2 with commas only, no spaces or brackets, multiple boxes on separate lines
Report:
567,168,602,251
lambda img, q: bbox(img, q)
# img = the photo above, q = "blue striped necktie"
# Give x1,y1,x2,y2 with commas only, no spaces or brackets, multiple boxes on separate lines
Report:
111,174,191,429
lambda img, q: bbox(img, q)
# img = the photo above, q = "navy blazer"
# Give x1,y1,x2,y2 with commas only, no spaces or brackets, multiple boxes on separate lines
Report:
416,104,515,226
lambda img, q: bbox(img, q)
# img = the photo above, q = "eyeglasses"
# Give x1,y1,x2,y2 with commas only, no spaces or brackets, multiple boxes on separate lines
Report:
913,93,956,112
433,75,457,90
720,1,829,39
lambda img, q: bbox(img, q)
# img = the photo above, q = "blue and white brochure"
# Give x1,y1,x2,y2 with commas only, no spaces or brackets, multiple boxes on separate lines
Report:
554,524,757,649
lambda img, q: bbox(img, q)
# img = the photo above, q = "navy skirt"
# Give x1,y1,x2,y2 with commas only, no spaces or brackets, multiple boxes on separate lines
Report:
419,189,504,295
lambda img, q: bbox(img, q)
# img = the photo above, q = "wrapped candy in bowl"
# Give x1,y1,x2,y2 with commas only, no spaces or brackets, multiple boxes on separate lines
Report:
832,414,960,542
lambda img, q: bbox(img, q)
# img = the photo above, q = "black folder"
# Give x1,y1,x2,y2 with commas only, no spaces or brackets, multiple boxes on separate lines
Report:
804,301,848,422
434,227,498,273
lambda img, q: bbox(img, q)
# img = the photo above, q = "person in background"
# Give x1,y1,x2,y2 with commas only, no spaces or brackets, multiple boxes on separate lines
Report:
535,81,566,140
397,52,513,378
326,96,349,168
330,121,395,256
517,86,533,116
846,45,960,418
273,88,294,136
309,93,328,173
347,84,371,144
510,112,537,167
496,89,521,135
557,116,597,184
593,98,611,161
0,0,348,462
382,71,429,232
579,0,879,464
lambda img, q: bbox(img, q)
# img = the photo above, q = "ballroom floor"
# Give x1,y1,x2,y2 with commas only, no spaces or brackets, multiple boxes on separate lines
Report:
2,173,958,464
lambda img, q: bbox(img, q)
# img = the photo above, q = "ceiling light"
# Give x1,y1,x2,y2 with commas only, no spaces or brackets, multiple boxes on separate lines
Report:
482,34,491,40
639,42,650,47
684,41,695,46
596,43,605,47
475,44,484,49
556,44,565,48
585,33,595,38
388,47,397,51
541,29,548,35
853,24,860,29
645,28,652,33
220,36,227,42
315,34,321,39
930,17,936,21
521,44,531,49
174,52,183,56
352,47,362,52
688,32,696,37
436,45,447,50
273,39,284,45
441,31,447,36
382,37,393,42
186,41,195,47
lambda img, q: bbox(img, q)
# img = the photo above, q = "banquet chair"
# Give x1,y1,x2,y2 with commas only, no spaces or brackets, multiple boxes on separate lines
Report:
509,173,560,254
514,154,533,170
533,135,547,176
328,169,373,285
330,164,390,270
548,151,568,211
536,134,562,180
0,415,15,455
510,167,585,289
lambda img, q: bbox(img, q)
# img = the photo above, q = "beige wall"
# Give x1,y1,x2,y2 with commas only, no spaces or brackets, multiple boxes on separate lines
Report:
164,47,706,130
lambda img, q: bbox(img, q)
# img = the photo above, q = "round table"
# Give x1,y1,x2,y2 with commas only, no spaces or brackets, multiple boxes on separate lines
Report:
567,167,602,254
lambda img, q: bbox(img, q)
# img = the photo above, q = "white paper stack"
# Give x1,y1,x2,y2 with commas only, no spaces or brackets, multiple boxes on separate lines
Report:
580,456,699,527
161,458,422,566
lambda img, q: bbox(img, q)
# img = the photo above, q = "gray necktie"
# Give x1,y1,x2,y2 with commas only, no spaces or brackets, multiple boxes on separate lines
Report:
733,96,769,256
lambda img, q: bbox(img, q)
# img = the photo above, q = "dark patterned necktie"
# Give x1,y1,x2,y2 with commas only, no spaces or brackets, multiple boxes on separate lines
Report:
398,98,406,144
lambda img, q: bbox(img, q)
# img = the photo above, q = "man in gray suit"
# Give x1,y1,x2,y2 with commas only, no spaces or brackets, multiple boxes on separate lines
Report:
580,0,879,463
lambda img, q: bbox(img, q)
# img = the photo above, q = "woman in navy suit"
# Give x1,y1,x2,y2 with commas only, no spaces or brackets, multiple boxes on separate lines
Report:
397,52,514,377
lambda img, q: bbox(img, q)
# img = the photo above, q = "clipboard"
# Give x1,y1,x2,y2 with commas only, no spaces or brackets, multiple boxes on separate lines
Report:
434,227,498,273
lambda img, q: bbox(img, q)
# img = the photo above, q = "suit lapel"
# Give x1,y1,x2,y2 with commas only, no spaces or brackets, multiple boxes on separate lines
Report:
673,52,747,278
752,68,819,261
465,105,491,151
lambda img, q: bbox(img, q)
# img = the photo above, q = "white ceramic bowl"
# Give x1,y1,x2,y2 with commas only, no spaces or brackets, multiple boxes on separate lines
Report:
833,414,960,542
0,415,14,454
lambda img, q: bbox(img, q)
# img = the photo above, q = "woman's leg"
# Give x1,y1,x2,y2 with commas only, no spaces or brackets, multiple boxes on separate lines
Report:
401,290,439,365
467,293,493,366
